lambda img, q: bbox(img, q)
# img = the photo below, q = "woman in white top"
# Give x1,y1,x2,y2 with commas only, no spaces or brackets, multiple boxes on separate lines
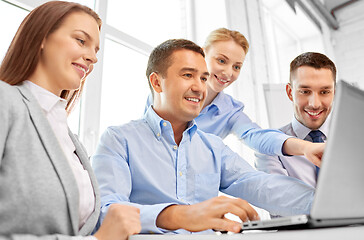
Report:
0,1,140,240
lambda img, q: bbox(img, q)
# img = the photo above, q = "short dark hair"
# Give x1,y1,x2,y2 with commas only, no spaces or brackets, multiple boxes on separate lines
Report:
146,39,205,95
290,52,336,84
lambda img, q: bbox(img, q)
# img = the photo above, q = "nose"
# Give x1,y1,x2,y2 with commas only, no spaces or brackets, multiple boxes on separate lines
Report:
222,66,233,80
308,92,321,109
191,77,206,93
84,48,98,64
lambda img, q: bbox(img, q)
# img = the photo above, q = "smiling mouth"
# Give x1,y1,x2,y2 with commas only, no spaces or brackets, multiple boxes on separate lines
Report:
306,110,323,118
72,63,88,78
215,75,230,84
185,97,201,103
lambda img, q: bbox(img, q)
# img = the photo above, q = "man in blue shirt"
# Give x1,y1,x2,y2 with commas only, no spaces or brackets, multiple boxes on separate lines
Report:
92,39,315,234
255,52,336,188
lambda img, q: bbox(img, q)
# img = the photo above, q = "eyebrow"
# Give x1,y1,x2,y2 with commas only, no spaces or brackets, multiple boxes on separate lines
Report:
180,67,210,77
202,71,210,77
75,29,100,53
298,85,334,89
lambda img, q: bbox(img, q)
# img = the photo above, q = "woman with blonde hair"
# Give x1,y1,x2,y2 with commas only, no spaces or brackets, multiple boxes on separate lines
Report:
0,1,140,239
146,28,323,165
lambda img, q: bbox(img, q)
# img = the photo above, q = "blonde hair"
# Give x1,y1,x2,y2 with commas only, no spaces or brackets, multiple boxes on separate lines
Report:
204,28,249,54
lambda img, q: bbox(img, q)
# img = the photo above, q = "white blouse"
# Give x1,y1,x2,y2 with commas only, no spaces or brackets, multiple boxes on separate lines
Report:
23,80,95,230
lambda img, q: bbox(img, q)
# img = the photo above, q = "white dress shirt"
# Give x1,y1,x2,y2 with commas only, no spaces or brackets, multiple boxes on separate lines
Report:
255,116,331,188
23,81,95,230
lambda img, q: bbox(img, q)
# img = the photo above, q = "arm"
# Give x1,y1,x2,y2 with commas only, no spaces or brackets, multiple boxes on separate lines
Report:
1,206,140,240
254,151,289,176
0,87,139,240
230,112,324,166
156,196,259,233
0,235,80,240
91,128,176,234
94,204,140,240
230,111,290,156
282,138,324,167
220,145,315,216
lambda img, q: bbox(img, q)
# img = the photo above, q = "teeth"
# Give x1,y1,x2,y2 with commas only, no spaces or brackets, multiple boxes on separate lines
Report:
307,111,320,116
79,66,86,74
74,63,87,73
216,76,229,83
186,97,200,103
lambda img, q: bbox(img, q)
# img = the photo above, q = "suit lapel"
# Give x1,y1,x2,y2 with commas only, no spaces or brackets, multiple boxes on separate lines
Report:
15,85,79,234
69,131,100,235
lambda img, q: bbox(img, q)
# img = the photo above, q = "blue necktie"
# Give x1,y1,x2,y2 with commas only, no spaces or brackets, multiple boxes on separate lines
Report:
308,130,324,178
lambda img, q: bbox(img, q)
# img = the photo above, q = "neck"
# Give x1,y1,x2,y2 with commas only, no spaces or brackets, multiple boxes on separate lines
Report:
28,65,62,96
152,106,188,146
171,121,188,146
203,85,219,108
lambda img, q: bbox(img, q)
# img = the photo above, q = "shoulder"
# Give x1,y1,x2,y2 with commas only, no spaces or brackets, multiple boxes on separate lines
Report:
195,128,226,147
0,81,19,98
279,123,294,135
0,81,23,111
101,119,148,140
217,92,245,111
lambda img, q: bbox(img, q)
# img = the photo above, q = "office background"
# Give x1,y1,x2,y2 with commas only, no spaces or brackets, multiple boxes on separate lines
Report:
1,0,363,164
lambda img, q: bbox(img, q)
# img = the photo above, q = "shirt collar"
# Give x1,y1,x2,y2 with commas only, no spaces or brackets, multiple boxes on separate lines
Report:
144,105,198,140
22,80,67,113
292,114,331,140
200,91,225,114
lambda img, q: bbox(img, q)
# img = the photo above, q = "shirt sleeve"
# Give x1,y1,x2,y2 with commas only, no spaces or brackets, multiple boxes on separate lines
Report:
254,151,289,176
230,111,292,156
91,127,178,234
219,144,314,216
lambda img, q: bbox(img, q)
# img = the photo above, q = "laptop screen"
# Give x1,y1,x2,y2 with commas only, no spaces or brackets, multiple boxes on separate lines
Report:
311,80,364,219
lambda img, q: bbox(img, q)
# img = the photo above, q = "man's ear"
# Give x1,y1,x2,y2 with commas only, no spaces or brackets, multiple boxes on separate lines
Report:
149,72,162,93
286,83,294,102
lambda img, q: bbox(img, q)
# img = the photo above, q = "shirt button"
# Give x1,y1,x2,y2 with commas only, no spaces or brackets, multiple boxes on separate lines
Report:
173,145,178,150
163,122,167,127
157,133,160,137
179,171,183,176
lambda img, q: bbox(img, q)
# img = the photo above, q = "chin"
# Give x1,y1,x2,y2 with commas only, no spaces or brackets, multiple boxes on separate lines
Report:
69,80,82,90
187,112,200,121
305,122,323,130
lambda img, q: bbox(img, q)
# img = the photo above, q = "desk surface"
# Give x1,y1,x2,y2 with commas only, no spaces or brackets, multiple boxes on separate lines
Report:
129,225,364,240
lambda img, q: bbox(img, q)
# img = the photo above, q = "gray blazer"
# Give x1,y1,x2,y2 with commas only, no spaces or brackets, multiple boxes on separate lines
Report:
0,81,100,240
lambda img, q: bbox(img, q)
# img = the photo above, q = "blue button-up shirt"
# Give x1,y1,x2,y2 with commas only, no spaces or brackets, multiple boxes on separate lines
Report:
92,107,314,234
145,92,290,156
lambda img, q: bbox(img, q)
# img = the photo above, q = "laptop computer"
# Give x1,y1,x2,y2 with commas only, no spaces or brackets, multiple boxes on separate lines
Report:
241,80,364,231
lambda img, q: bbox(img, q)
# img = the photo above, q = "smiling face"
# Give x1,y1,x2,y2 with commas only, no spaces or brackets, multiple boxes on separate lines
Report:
204,39,246,95
30,11,100,96
287,66,335,130
152,49,209,125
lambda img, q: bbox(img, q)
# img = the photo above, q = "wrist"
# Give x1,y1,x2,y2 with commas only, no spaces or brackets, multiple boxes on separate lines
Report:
156,204,188,230
300,140,312,155
284,138,310,156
